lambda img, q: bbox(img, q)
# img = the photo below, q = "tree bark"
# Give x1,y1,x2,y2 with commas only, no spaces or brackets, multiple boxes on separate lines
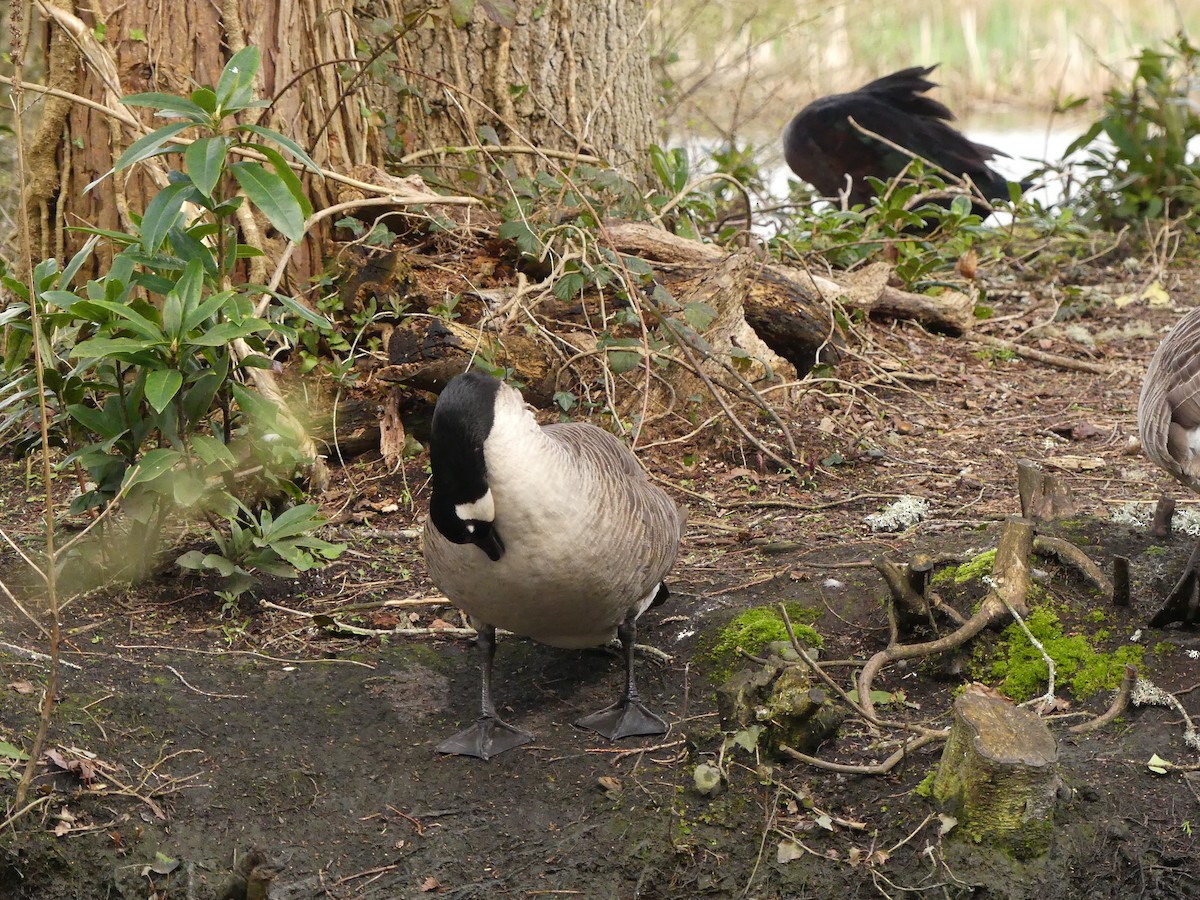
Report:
385,1,656,180
28,0,382,284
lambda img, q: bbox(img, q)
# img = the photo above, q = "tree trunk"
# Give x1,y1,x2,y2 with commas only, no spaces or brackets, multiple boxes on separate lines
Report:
385,0,656,180
27,0,382,285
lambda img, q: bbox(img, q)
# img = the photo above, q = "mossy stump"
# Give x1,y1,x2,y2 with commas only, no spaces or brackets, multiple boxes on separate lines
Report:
932,684,1060,859
716,657,845,757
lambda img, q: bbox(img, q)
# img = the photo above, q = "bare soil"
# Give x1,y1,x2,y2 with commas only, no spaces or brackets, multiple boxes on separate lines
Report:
2,253,1199,899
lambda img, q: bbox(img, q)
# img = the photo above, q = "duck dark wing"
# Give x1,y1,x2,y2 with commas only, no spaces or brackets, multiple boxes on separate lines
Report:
1139,307,1200,489
784,65,1014,206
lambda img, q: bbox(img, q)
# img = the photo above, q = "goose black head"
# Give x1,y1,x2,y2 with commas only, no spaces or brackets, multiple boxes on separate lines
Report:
429,371,506,561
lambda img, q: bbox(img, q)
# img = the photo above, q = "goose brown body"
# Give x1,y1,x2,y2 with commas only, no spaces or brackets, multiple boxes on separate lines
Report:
422,381,684,648
1138,306,1200,628
1138,306,1200,489
421,372,685,757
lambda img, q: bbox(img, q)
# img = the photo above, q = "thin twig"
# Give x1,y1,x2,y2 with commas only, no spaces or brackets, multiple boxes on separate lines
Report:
0,641,82,670
162,665,248,700
985,576,1057,711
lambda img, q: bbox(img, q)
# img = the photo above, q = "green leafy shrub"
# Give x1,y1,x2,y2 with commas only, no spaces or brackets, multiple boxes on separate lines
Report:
2,47,343,595
774,163,1001,289
1065,31,1200,228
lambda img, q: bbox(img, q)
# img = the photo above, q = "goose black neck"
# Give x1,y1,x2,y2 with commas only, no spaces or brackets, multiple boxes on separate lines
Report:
429,372,502,545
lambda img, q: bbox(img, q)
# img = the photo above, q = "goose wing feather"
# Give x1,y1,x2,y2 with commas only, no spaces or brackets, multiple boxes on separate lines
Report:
543,422,687,593
1139,307,1200,489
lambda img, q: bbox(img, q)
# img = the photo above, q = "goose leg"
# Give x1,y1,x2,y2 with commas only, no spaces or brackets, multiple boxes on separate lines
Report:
437,624,532,760
1149,540,1200,628
576,615,668,740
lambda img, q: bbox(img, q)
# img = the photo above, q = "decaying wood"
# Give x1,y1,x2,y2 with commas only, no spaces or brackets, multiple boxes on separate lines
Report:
1112,556,1130,608
1016,458,1078,521
983,516,1035,620
378,387,407,467
376,317,568,405
1150,495,1175,538
1032,535,1114,599
859,517,1033,723
875,554,968,638
606,222,976,340
309,397,385,463
932,684,1060,859
1149,541,1200,628
717,659,846,757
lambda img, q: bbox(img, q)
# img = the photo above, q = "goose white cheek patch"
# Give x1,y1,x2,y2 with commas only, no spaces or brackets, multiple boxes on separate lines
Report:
456,489,495,524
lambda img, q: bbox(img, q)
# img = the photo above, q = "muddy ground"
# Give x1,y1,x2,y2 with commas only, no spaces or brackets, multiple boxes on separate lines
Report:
2,253,1199,899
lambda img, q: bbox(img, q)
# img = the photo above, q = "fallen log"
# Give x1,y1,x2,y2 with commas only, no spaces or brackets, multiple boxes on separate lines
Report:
605,222,977,339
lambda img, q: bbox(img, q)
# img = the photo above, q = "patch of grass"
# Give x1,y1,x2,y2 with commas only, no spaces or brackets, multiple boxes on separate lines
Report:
930,549,997,586
700,604,823,681
983,608,1143,701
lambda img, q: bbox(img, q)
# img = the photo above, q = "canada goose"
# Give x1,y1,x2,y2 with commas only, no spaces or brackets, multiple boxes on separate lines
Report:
1138,306,1200,626
783,65,1021,217
422,371,687,759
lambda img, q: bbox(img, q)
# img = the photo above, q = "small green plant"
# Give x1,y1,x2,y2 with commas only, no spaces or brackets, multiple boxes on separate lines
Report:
178,503,343,599
1065,31,1200,228
0,740,30,781
775,163,1000,289
2,46,343,590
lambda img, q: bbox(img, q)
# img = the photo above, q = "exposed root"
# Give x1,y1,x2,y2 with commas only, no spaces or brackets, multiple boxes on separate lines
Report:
779,732,945,775
1033,534,1114,598
858,517,1033,722
1069,665,1137,735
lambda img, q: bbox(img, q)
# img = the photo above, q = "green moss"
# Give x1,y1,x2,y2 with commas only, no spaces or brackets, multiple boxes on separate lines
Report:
1085,609,1107,624
913,770,937,798
985,608,1143,702
1144,545,1168,557
930,549,997,586
1152,642,1177,657
701,604,822,681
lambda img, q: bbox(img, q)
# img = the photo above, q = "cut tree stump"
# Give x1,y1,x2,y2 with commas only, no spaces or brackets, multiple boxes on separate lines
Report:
932,684,1061,859
1016,458,1078,521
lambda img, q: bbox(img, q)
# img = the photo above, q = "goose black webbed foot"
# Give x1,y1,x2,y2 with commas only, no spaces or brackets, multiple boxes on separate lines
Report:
576,614,668,741
576,699,667,741
436,716,533,760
